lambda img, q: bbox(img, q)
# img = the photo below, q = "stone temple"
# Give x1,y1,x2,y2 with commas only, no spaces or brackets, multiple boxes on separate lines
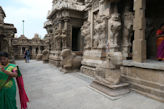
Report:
12,34,47,60
0,0,164,103
44,0,164,102
0,6,17,63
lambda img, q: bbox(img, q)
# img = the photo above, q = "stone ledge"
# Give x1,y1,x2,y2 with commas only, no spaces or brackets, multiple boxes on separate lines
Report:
90,81,130,98
123,60,164,71
132,83,164,102
94,80,129,89
121,75,164,90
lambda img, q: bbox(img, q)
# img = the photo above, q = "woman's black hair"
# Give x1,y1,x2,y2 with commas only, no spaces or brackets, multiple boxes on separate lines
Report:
160,23,164,29
0,52,9,58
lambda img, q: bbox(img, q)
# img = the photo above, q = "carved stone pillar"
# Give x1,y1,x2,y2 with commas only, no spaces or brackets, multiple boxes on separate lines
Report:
62,18,69,49
56,20,62,51
133,0,146,62
32,47,36,55
38,46,41,54
58,20,62,30
20,46,23,55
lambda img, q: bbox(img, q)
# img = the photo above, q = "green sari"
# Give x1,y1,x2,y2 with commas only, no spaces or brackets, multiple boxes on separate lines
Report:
0,64,19,109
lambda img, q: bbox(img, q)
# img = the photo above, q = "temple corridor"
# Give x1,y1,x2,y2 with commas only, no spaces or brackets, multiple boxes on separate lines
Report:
15,60,164,109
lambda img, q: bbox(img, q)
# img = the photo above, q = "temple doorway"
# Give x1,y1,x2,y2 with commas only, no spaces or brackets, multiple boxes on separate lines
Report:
146,0,164,59
36,47,38,54
72,27,81,51
22,47,26,54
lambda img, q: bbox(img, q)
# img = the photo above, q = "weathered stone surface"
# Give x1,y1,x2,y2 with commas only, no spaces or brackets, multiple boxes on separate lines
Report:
90,81,130,98
61,49,82,73
36,54,43,61
42,49,49,63
133,39,146,62
108,13,121,52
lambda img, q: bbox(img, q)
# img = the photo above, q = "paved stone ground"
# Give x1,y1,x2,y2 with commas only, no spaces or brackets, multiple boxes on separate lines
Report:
15,60,164,109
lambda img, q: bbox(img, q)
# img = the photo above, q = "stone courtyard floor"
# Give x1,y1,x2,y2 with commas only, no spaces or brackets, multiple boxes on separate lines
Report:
16,60,164,109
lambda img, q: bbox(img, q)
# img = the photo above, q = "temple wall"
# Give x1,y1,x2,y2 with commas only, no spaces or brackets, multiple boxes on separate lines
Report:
45,0,164,102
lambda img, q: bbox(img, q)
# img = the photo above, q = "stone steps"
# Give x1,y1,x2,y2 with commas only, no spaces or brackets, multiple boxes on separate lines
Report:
122,75,164,102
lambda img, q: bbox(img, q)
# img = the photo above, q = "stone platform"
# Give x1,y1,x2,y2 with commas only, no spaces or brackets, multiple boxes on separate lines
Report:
90,80,130,99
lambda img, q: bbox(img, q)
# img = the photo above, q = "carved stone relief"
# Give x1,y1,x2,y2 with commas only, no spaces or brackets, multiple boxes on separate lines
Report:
108,13,121,52
122,6,134,59
81,21,91,49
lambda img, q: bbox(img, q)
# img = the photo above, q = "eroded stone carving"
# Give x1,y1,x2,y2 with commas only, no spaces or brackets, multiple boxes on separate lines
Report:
97,15,107,49
61,49,82,73
108,13,121,52
81,21,91,49
122,6,134,59
95,60,121,85
93,14,107,49
42,48,49,63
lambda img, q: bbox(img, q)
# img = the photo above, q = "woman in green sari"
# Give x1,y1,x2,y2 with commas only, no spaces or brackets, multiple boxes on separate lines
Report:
0,52,29,109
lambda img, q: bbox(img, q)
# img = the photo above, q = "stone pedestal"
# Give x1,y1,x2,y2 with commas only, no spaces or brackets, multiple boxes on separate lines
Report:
81,49,106,77
90,80,130,98
90,60,130,98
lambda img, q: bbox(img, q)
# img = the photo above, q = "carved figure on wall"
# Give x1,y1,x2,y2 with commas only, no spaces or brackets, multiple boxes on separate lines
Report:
55,29,62,50
81,21,91,49
108,13,121,51
93,11,100,48
97,15,107,49
61,29,67,49
61,49,82,73
122,6,134,59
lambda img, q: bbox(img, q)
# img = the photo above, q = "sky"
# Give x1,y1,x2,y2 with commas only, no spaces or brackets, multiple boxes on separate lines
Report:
0,0,52,39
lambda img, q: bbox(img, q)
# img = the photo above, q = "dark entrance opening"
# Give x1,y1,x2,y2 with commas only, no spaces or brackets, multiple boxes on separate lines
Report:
22,47,26,54
72,27,81,51
29,46,32,58
146,0,164,59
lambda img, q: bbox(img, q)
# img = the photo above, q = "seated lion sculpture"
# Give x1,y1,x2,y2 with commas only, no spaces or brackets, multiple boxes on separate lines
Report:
61,49,82,73
42,49,49,63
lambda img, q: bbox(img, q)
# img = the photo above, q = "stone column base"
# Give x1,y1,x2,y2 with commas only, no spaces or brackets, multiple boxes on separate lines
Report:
90,80,130,99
